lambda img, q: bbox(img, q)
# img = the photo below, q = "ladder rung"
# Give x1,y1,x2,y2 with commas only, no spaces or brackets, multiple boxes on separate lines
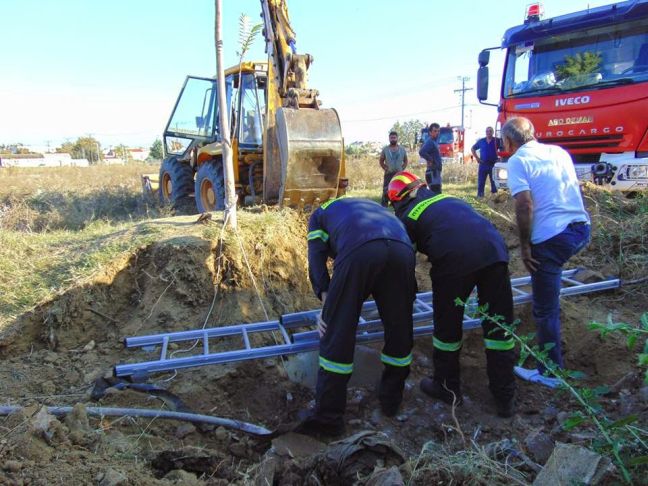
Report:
242,328,251,350
160,336,169,361
125,320,283,348
115,269,619,377
277,323,291,345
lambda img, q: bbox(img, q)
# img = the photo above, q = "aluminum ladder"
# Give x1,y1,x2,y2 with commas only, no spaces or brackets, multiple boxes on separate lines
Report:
114,269,620,377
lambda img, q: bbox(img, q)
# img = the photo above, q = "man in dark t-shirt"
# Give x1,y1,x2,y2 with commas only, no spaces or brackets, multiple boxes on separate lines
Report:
379,131,408,206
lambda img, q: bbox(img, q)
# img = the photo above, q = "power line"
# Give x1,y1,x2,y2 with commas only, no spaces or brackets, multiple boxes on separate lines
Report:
344,104,461,123
454,76,473,129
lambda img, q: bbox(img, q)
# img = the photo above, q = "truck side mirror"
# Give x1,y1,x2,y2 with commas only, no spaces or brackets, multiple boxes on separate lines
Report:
477,66,489,101
195,116,205,129
478,50,490,67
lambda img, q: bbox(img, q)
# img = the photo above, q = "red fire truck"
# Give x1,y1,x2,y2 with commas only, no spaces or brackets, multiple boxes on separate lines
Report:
438,125,465,163
418,124,465,163
477,1,648,191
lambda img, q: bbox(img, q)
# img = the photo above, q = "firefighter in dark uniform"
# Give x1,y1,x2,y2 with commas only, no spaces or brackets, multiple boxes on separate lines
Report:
387,171,516,417
295,197,417,437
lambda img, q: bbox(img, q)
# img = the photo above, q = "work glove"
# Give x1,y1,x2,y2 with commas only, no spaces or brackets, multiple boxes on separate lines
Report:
318,291,328,338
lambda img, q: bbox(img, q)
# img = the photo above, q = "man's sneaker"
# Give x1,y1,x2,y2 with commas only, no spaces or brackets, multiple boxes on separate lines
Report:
494,397,515,418
514,366,561,389
293,413,345,438
420,377,463,406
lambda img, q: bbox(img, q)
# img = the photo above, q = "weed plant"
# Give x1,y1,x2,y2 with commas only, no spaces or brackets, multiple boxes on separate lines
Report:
467,300,648,484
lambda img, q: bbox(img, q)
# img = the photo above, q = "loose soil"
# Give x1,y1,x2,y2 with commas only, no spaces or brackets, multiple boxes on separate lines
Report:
0,190,646,485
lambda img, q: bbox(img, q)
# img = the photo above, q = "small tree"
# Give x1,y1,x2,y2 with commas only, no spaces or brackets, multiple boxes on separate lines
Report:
114,144,131,163
389,119,425,149
149,139,163,160
57,136,102,163
56,141,75,154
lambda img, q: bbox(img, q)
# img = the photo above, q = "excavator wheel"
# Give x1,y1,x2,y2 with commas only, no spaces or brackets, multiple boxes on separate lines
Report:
195,160,225,213
159,156,194,207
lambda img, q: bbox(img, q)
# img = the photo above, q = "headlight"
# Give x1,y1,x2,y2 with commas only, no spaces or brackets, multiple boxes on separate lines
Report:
627,165,648,179
497,168,508,180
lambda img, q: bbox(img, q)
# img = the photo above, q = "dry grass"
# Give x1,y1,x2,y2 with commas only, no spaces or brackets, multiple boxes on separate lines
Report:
2,162,646,332
579,183,648,282
406,440,530,485
0,164,163,326
345,154,478,201
0,164,154,196
0,164,165,232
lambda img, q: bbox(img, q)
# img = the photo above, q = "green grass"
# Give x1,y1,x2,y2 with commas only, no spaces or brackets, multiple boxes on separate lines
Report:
0,220,163,326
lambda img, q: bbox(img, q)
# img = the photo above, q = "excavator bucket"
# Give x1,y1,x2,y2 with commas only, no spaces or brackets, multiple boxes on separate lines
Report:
275,107,343,207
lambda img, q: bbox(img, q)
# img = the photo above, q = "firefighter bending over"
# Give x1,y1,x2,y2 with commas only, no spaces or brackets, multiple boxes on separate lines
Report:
295,197,417,437
388,171,517,417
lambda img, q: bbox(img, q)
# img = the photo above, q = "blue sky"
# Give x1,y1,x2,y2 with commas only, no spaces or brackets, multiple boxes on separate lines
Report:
0,0,614,150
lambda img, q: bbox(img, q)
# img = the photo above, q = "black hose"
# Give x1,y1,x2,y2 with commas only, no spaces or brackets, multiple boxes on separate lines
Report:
621,276,648,286
0,405,273,437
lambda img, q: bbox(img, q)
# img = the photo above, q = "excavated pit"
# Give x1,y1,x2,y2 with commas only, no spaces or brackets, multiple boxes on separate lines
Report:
0,196,646,484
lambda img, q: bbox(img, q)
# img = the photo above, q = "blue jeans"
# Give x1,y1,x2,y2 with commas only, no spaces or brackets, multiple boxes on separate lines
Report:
477,163,496,197
530,223,590,374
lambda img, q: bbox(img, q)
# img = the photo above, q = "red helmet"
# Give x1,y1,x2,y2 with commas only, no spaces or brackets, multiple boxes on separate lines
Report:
387,171,425,202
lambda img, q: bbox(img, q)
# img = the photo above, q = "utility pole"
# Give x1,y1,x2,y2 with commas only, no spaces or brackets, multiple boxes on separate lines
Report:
454,76,473,129
215,0,237,229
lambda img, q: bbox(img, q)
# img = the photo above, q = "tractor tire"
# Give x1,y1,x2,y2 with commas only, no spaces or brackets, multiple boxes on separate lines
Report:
158,156,194,207
195,160,225,212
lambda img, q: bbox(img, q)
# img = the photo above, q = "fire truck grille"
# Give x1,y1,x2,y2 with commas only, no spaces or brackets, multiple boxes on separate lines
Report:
539,134,624,150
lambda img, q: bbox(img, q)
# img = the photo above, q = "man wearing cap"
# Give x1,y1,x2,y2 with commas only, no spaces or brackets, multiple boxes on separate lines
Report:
502,117,590,388
296,196,417,437
387,171,516,417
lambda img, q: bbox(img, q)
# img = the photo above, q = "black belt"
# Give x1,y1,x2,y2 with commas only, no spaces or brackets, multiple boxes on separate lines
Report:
568,221,587,228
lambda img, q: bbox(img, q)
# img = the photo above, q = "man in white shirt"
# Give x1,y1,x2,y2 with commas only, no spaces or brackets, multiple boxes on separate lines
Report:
502,117,590,388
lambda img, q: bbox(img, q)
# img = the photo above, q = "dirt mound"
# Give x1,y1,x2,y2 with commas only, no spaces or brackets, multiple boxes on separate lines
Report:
0,198,646,484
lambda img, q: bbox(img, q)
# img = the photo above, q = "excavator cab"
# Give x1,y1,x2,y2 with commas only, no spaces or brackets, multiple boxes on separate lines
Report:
153,62,345,211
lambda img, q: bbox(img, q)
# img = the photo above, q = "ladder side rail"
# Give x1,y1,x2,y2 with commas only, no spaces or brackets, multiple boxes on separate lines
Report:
125,320,284,348
560,278,620,297
115,339,320,377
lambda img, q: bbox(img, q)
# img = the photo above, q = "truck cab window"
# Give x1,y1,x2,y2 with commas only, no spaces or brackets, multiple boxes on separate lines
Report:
504,19,648,97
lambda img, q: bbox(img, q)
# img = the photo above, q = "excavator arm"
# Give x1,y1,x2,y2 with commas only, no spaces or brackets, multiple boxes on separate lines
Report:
260,0,318,107
260,0,345,207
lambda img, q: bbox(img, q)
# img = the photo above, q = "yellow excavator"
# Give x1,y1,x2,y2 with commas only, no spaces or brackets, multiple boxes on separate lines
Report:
145,0,346,211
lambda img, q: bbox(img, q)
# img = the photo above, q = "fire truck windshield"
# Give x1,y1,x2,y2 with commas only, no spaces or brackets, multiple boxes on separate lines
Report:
438,130,454,144
503,19,648,98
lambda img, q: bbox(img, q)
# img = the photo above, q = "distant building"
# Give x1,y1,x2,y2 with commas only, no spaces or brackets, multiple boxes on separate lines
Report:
128,148,150,161
102,149,126,165
0,153,89,168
